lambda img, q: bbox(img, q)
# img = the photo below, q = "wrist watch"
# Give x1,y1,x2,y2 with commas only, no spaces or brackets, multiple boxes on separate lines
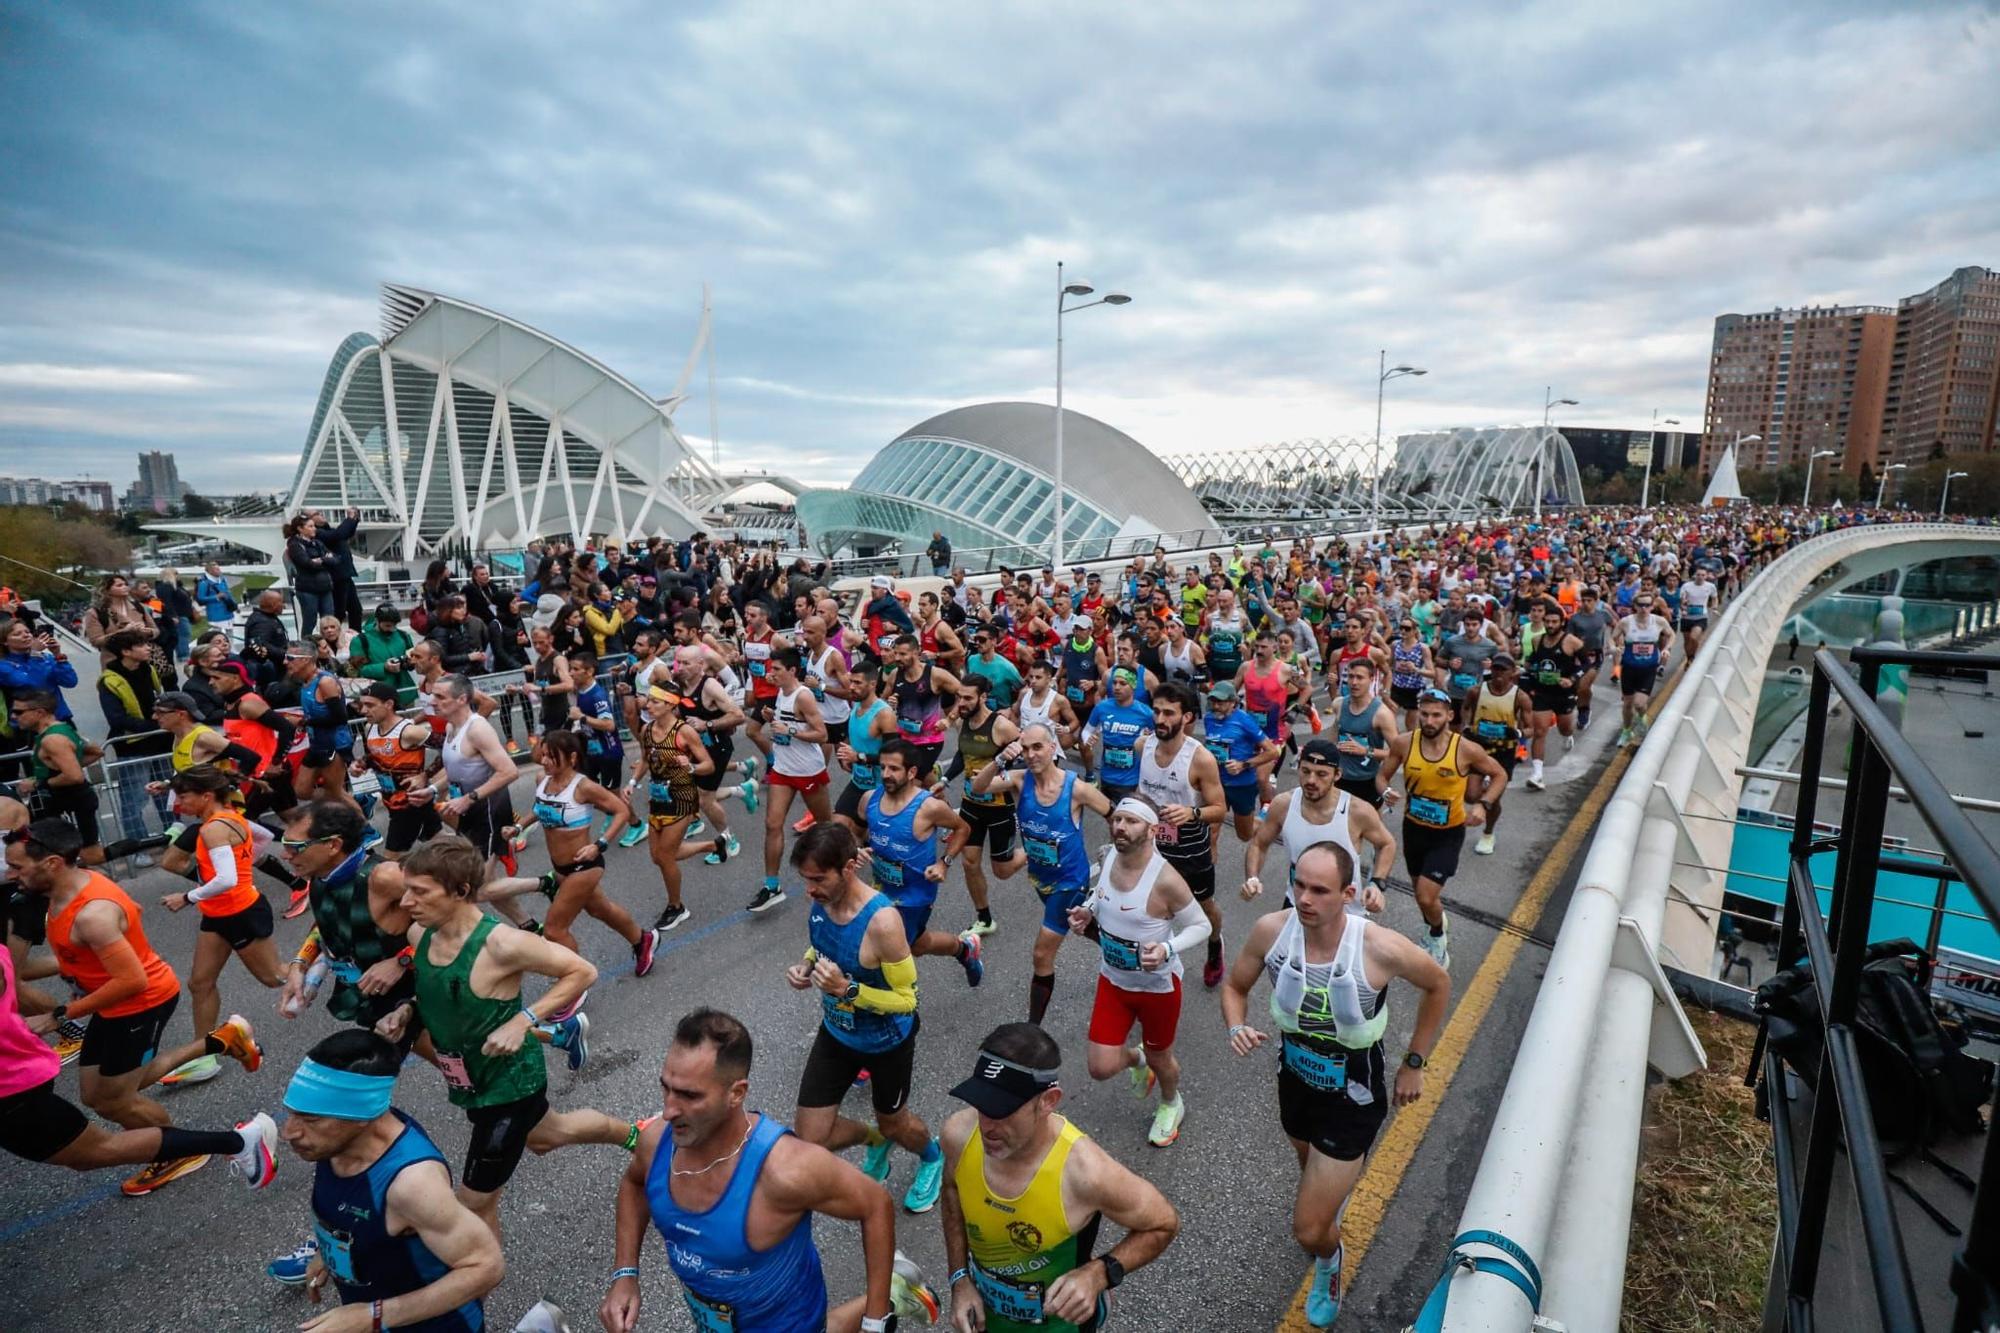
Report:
1099,1254,1126,1289
844,979,861,1002
50,1003,68,1023
1404,1050,1428,1070
859,1315,898,1333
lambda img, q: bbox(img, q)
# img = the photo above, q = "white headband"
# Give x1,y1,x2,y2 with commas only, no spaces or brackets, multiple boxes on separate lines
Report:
1113,797,1159,823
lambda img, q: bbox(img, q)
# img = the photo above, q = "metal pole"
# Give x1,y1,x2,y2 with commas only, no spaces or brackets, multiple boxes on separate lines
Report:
1054,261,1065,570
1802,454,1816,510
1641,408,1657,509
1939,474,1953,519
1372,349,1385,535
1875,471,1886,509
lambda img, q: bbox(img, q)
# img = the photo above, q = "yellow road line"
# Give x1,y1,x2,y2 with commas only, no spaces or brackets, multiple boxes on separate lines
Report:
1276,688,1679,1329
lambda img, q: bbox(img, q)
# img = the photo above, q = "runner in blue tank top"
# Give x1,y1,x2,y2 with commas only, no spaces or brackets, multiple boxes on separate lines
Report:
787,823,950,1216
970,721,1112,1026
859,740,981,987
1083,668,1156,804
280,1030,501,1333
605,1008,939,1333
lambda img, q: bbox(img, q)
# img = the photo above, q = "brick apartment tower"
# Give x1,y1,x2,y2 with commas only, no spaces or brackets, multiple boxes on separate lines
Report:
1880,265,2000,468
1701,304,1895,480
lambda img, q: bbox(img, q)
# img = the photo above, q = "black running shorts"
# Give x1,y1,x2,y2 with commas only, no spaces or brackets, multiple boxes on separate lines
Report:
384,802,443,854
1277,1042,1389,1162
198,895,274,951
1401,820,1465,888
460,1088,550,1194
79,993,180,1078
0,1078,90,1162
958,801,1018,859
796,1018,920,1117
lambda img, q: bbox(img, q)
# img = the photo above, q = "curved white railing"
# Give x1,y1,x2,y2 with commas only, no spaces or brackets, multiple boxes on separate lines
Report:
1428,521,2000,1333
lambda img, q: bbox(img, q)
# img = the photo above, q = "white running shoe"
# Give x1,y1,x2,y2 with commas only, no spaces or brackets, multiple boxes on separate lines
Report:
229,1112,279,1189
1474,832,1497,856
1422,916,1451,970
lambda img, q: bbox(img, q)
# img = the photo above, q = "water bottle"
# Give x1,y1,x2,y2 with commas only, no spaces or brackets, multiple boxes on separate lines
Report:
283,958,329,1017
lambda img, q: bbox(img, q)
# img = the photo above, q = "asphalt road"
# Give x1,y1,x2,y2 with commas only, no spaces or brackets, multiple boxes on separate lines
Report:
1,682,1635,1333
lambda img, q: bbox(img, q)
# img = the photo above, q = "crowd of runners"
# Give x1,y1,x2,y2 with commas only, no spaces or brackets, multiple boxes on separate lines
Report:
1,503,1892,1329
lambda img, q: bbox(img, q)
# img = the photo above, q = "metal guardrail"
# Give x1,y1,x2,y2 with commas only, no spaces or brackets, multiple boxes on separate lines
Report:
1416,520,2000,1332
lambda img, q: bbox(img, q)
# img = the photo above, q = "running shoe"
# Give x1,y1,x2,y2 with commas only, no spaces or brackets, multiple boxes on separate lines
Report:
230,1112,279,1189
1616,726,1633,747
1564,734,1575,752
536,869,561,899
617,824,648,849
1305,1244,1343,1328
544,987,591,1024
159,1054,222,1086
740,781,759,811
704,831,741,865
553,1012,590,1071
633,928,660,978
121,1154,210,1196
1423,916,1451,971
1525,772,1546,792
210,1013,262,1073
359,825,384,854
861,1137,893,1183
1129,1052,1157,1101
739,757,760,782
1148,1094,1186,1147
748,885,786,913
891,1251,941,1324
902,1152,944,1213
686,818,706,839
54,1020,85,1066
791,811,816,834
512,1298,572,1333
283,886,313,920
957,931,984,988
266,1238,317,1284
1475,832,1497,856
499,849,520,876
1202,953,1225,989
656,903,691,933
968,913,997,937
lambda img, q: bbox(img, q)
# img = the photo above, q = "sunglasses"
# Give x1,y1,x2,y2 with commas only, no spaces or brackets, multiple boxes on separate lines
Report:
278,835,329,852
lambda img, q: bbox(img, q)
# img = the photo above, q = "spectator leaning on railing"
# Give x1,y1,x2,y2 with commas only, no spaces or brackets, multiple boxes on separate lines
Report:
426,594,490,674
240,590,291,690
95,630,172,759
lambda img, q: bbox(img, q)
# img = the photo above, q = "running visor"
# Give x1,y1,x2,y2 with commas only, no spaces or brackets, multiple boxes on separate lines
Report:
950,1049,1059,1119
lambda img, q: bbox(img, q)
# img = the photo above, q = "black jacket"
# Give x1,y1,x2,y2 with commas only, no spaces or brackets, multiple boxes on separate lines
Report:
287,534,335,593
464,578,509,627
320,515,360,580
428,616,490,674
242,608,291,663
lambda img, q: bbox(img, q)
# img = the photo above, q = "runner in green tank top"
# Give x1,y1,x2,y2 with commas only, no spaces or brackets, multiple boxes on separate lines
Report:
373,835,648,1237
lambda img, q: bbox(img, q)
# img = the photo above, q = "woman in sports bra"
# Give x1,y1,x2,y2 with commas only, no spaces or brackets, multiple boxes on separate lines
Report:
632,686,727,932
516,728,659,977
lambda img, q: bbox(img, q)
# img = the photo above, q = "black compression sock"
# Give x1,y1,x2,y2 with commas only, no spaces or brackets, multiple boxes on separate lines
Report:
1207,937,1223,963
977,908,994,926
1029,972,1055,1026
157,1126,247,1160
257,856,305,891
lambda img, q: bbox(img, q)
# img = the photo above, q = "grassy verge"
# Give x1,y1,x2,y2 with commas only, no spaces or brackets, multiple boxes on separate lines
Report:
1623,1006,1778,1332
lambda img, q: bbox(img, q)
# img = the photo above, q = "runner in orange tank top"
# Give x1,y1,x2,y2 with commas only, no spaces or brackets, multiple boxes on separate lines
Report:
153,765,285,1089
8,815,264,1195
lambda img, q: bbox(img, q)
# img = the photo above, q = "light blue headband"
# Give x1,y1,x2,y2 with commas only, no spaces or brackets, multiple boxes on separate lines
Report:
284,1057,396,1120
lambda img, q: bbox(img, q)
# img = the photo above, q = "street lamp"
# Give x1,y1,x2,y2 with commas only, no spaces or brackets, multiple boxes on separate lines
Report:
1874,462,1907,509
1941,469,1970,518
1052,260,1131,570
1802,449,1838,509
1372,352,1427,536
1534,388,1579,522
1640,411,1681,509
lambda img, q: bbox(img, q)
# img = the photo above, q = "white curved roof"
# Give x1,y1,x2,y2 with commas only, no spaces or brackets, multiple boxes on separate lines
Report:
891,402,1213,532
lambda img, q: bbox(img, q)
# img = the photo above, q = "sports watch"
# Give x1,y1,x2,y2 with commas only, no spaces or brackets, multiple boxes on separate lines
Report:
1404,1050,1428,1070
860,1315,898,1332
1099,1254,1126,1289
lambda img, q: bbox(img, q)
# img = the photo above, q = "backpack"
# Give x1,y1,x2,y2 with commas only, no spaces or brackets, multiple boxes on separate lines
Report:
1755,938,1993,1156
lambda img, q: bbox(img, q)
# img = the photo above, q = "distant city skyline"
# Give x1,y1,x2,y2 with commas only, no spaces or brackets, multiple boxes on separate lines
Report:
2,4,1996,494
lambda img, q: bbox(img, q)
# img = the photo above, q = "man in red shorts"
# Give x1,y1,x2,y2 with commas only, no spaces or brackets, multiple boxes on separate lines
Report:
1067,795,1211,1147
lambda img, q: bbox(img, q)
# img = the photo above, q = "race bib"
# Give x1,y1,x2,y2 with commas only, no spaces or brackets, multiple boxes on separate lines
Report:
1066,685,1085,703
327,957,364,985
821,993,858,1031
851,763,878,790
896,714,922,735
1408,795,1451,826
312,1219,360,1284
1630,641,1657,661
970,1264,1045,1326
873,857,906,890
1099,930,1144,972
1537,666,1561,686
1103,744,1136,772
648,780,675,802
1023,833,1058,868
435,1051,474,1091
1451,671,1477,692
683,1290,737,1332
1475,719,1507,742
1203,738,1230,764
749,660,767,678
1281,1035,1348,1091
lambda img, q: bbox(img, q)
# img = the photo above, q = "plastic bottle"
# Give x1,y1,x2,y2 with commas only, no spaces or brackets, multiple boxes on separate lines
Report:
283,958,329,1018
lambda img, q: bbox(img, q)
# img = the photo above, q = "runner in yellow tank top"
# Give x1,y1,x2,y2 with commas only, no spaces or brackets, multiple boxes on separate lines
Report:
940,1025,1180,1333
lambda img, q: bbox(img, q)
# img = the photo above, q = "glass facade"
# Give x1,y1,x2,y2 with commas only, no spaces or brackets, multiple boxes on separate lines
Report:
825,434,1122,558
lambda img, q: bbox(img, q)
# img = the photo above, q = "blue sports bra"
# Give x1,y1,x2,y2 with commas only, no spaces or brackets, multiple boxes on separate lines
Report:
532,773,593,830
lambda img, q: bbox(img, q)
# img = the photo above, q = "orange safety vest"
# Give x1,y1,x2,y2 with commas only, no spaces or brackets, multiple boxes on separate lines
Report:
192,809,261,918
46,873,180,1017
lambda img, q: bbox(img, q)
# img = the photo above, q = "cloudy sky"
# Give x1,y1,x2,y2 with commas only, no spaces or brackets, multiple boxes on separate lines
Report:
2,1,1995,496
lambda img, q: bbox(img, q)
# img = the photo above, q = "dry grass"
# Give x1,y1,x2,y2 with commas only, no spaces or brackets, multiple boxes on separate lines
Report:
1623,1006,1779,1332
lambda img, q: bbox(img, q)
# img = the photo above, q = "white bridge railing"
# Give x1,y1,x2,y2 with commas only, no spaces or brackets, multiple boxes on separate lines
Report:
1423,521,2000,1333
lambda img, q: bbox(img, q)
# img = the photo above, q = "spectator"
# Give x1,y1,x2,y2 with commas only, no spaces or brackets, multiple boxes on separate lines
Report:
153,569,197,663
179,633,235,723
0,617,78,721
581,582,624,656
351,602,419,706
464,562,509,626
313,505,364,630
927,530,952,577
194,561,238,637
240,588,291,689
95,631,171,756
286,513,338,627
427,593,491,674
80,574,161,665
313,615,356,673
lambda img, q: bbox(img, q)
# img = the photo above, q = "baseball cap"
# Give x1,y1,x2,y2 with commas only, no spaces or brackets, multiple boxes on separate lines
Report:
529,594,565,630
1490,653,1516,670
870,574,894,590
1208,680,1238,701
949,1044,1060,1119
1299,737,1342,768
152,691,198,716
1072,614,1092,630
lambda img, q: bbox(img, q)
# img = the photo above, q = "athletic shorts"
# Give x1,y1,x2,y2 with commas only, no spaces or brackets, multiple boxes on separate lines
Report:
582,752,623,790
80,993,179,1078
959,802,1018,859
1277,1041,1389,1162
745,695,775,724
454,790,515,860
1621,665,1659,697
198,895,274,950
34,786,100,848
1335,776,1383,809
1492,749,1518,777
1161,849,1216,903
0,1077,90,1162
1677,617,1707,635
1099,781,1138,806
3,886,47,947
768,768,830,794
1087,973,1183,1051
796,1017,920,1116
822,717,849,747
1530,690,1576,717
1389,684,1422,711
895,902,933,946
385,801,443,854
835,779,875,823
460,1089,550,1194
1222,783,1261,817
1402,820,1466,887
1034,882,1089,935
1576,649,1603,673
910,741,944,781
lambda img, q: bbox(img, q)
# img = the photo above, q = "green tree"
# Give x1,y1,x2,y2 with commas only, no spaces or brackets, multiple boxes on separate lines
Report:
180,491,218,519
1894,456,2000,517
0,506,133,601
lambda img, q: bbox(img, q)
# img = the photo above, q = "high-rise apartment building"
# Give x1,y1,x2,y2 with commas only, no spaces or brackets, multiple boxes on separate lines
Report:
1880,265,2000,466
0,476,117,511
1701,304,1894,478
124,450,191,512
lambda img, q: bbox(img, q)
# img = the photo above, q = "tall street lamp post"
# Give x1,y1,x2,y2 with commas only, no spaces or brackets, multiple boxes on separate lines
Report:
1874,462,1907,509
1372,352,1427,537
1941,469,1970,518
1639,410,1680,509
1802,448,1838,509
1536,388,1578,522
1053,260,1130,570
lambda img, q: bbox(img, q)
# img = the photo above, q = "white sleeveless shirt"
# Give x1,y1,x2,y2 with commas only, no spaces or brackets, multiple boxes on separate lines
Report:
1089,850,1179,993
